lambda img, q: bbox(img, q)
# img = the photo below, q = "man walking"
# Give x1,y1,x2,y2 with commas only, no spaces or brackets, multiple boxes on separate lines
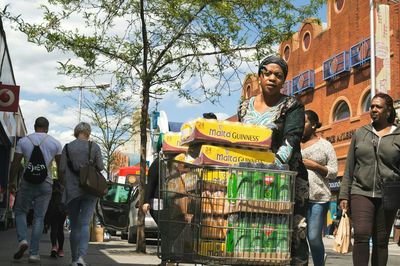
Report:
9,117,62,263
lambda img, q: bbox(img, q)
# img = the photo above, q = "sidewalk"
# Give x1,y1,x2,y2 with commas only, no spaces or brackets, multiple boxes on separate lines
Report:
0,227,161,266
1,227,399,265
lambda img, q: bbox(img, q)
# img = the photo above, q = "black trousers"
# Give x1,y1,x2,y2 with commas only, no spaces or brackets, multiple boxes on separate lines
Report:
49,211,67,249
351,194,396,266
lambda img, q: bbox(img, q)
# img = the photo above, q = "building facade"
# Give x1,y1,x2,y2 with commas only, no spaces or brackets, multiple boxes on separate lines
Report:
243,0,400,178
0,18,27,230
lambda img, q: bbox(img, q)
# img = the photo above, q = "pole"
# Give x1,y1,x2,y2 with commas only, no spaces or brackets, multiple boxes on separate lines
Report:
78,87,83,122
370,0,376,98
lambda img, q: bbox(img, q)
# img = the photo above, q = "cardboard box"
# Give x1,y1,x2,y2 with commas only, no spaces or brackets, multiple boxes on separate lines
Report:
200,217,227,239
194,145,275,166
180,118,272,149
162,132,188,154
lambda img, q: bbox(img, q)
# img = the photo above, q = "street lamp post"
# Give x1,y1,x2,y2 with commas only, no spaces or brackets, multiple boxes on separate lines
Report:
60,83,110,122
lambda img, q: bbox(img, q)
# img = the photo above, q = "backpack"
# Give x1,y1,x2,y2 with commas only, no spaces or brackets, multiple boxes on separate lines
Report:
23,135,48,184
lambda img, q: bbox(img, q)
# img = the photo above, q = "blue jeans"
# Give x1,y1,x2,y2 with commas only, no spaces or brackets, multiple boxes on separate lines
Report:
67,194,97,262
307,202,329,266
14,181,52,255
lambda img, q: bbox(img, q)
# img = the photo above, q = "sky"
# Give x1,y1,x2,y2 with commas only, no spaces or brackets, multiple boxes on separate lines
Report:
2,0,326,146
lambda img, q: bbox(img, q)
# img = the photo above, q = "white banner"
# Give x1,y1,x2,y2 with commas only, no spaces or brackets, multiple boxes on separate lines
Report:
375,4,391,94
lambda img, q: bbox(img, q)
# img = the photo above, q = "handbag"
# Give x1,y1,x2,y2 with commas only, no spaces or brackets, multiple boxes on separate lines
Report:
372,138,400,211
332,209,352,254
381,181,400,211
66,141,108,197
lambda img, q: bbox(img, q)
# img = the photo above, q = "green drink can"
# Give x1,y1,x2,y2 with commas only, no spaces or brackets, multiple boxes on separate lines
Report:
264,172,277,201
250,215,264,253
227,172,238,203
226,214,238,253
237,171,252,200
252,171,264,200
235,215,250,253
277,173,289,202
263,215,276,254
276,216,289,253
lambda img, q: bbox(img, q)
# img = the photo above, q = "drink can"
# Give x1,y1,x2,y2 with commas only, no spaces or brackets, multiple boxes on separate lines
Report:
237,171,252,200
276,216,289,253
277,173,289,202
263,215,276,253
226,214,238,253
250,215,264,253
252,171,264,200
227,172,237,203
235,215,250,253
264,172,277,201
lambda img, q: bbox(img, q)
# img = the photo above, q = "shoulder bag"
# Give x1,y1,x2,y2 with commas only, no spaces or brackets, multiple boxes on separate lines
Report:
66,141,108,197
372,138,400,211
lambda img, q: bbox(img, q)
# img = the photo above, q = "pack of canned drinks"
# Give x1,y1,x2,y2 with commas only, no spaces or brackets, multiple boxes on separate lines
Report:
159,159,296,265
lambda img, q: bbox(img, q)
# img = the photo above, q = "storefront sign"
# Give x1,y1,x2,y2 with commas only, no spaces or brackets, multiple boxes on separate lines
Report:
325,129,355,144
0,83,20,113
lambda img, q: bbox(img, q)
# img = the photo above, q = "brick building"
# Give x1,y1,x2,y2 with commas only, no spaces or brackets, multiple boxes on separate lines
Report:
242,0,400,178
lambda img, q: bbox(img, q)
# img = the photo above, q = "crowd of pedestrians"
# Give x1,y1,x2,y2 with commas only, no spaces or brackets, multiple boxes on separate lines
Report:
6,71,400,266
8,118,104,266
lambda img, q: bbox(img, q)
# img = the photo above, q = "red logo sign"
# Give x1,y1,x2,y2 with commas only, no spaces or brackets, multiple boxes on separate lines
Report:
0,83,20,112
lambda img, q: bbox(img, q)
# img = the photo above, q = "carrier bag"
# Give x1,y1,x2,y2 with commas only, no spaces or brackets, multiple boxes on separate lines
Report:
333,209,352,254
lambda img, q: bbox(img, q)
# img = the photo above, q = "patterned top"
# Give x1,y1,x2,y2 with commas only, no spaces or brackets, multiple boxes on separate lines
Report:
239,95,309,203
242,97,293,167
301,138,338,202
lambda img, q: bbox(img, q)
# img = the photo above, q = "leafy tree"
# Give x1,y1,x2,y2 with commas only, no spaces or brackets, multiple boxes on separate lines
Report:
2,0,324,252
81,85,140,180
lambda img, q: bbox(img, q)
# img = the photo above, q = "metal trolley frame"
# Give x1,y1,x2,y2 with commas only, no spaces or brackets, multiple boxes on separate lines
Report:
157,158,296,266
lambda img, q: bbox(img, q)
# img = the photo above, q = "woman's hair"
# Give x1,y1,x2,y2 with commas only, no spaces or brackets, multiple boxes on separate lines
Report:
258,55,288,81
305,110,322,129
74,122,91,138
372,93,396,124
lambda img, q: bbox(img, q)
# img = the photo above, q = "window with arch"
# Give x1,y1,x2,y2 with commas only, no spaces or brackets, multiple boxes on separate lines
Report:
303,32,311,51
284,45,290,61
246,85,251,98
361,91,371,113
334,101,350,121
335,0,345,12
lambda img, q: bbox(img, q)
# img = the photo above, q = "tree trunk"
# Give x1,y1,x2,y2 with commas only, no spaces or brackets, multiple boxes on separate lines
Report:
136,81,150,253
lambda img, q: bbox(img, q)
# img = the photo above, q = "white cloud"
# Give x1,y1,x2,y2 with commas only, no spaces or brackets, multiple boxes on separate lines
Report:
20,99,77,145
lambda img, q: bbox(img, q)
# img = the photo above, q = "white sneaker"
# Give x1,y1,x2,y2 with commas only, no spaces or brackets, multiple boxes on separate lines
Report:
77,256,87,266
13,240,28,260
28,254,40,263
70,262,79,266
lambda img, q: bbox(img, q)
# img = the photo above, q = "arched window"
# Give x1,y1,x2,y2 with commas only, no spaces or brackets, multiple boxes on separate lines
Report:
246,85,251,98
362,91,371,113
334,101,350,121
283,45,290,62
303,32,311,51
335,0,345,12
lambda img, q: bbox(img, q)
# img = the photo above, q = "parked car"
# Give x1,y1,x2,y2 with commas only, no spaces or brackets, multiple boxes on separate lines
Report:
96,182,158,243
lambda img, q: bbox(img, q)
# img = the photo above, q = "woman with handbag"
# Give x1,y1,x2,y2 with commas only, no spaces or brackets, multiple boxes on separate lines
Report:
60,122,104,266
339,93,400,266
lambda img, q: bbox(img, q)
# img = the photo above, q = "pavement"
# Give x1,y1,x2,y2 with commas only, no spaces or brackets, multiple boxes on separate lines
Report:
0,227,400,266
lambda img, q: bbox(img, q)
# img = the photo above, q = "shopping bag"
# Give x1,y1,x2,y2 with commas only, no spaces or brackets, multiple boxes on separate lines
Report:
79,163,108,197
332,209,352,253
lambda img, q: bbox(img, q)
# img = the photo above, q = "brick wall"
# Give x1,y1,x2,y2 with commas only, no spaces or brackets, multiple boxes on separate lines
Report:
242,0,400,176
